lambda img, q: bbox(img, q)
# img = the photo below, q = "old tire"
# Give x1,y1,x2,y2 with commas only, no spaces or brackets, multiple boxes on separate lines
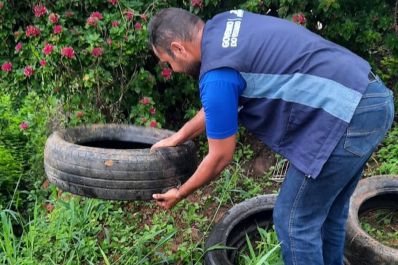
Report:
205,194,352,265
44,124,197,200
345,175,398,265
205,195,276,265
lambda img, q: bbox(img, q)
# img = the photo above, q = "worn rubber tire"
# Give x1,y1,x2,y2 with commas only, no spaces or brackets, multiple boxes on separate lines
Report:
205,194,353,265
44,124,197,200
345,175,398,265
205,195,276,265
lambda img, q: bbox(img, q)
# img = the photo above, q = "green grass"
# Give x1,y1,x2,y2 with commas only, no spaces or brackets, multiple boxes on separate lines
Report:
1,122,397,264
0,144,280,265
374,125,398,174
361,208,398,249
238,227,283,265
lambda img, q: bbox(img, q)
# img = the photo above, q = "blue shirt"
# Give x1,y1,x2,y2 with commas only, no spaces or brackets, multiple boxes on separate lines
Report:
199,68,246,139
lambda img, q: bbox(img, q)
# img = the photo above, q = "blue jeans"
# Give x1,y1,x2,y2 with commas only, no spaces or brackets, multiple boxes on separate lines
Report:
273,76,395,265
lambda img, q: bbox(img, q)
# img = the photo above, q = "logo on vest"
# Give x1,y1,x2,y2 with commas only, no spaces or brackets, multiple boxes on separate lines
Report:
222,10,244,48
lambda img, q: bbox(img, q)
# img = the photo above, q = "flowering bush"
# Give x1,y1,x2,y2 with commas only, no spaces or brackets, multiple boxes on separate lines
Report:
0,0,396,263
130,96,164,128
0,0,396,202
0,0,184,126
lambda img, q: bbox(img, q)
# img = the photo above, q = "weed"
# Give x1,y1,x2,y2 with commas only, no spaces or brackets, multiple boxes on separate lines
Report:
238,227,283,265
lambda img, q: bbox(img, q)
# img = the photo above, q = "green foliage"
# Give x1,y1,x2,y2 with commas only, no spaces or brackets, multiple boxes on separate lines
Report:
0,0,202,126
238,227,283,265
0,95,27,205
0,192,181,265
360,208,398,249
0,92,57,206
375,125,398,174
0,0,397,264
130,96,164,128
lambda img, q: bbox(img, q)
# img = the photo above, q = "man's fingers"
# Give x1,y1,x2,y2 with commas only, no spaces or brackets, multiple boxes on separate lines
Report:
153,193,161,200
149,146,156,154
150,144,160,153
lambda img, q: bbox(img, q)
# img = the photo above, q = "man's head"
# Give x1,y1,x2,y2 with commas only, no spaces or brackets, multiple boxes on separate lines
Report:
148,8,204,78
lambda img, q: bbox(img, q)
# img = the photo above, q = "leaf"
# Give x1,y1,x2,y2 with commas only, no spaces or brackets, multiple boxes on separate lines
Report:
99,245,111,265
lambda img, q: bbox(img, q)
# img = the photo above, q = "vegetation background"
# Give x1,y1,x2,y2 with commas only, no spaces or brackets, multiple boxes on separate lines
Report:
0,0,397,264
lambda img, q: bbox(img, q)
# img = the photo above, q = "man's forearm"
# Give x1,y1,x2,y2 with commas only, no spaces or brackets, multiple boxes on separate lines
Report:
176,151,230,199
174,108,205,144
176,135,236,199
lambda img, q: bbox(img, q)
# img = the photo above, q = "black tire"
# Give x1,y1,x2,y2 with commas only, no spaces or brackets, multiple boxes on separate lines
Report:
205,195,276,265
205,195,353,265
345,175,398,265
44,124,197,200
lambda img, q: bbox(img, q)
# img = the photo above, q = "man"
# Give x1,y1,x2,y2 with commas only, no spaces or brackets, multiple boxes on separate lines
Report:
148,7,394,265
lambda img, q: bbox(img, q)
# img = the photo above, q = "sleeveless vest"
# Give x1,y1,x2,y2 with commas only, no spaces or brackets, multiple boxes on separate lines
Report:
200,10,371,178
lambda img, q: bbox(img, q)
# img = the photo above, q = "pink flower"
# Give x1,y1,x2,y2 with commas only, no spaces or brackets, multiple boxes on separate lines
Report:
15,42,23,53
134,22,142,30
140,97,150,105
33,5,47,17
40,59,46,67
112,21,119,27
86,11,103,27
1,62,12,72
149,107,156,115
292,13,306,25
0,2,4,10
140,14,148,22
191,0,203,8
24,66,34,77
150,120,157,128
162,68,172,79
91,11,103,20
43,44,54,55
53,25,62,34
19,122,29,130
106,38,112,46
76,111,84,118
26,25,41,37
87,16,98,26
48,13,59,24
61,47,75,59
91,47,103,57
125,10,134,21
108,0,118,5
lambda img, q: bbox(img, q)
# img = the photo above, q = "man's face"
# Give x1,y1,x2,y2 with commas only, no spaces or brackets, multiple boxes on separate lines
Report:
153,45,201,79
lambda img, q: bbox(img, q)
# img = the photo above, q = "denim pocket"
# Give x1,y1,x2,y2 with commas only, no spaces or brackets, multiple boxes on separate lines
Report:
343,88,390,157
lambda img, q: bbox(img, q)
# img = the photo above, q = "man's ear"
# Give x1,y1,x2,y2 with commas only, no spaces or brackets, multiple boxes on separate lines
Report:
170,41,186,57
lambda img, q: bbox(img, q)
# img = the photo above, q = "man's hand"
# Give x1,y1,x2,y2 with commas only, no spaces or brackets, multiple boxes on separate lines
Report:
150,108,205,153
152,188,182,210
150,136,178,152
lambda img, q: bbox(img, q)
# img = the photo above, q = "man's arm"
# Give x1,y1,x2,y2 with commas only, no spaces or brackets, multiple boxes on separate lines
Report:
153,134,236,209
152,67,245,209
150,108,205,151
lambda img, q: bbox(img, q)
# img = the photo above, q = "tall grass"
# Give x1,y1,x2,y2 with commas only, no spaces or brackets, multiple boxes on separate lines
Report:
238,227,283,265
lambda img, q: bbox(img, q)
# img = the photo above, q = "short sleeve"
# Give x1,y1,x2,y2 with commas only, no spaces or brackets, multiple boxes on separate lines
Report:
199,68,246,139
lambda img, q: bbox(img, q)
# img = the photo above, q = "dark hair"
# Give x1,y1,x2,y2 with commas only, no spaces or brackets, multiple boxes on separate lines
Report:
148,8,202,57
